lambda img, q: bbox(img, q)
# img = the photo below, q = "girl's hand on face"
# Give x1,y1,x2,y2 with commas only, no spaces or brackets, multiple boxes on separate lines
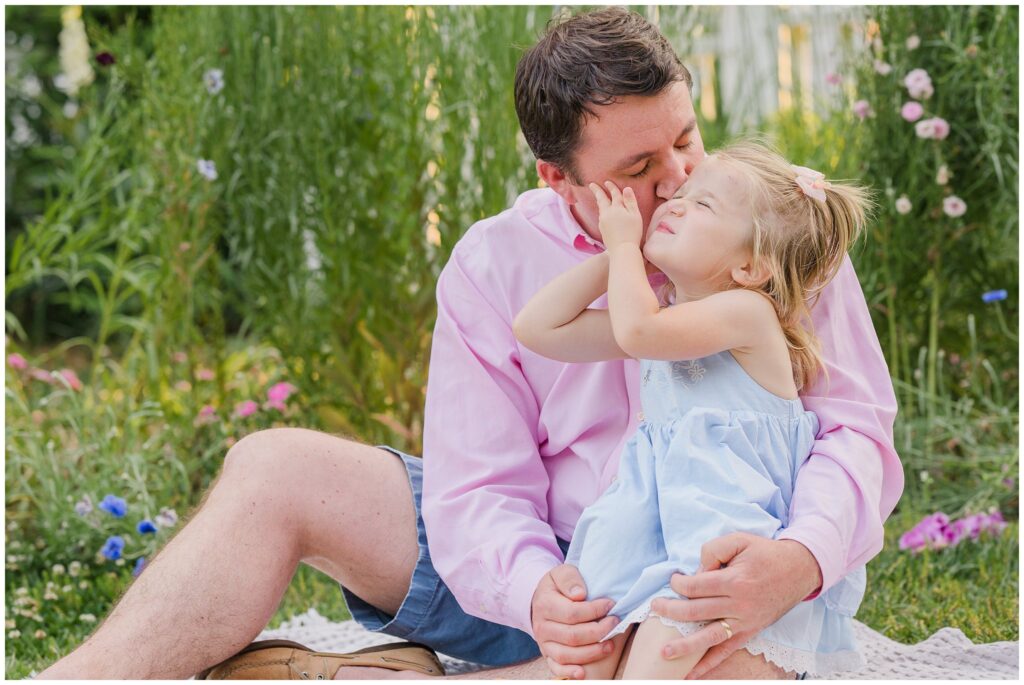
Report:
589,182,643,251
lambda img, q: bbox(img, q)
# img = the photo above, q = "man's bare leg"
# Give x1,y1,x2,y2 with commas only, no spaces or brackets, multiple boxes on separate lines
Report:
39,429,420,679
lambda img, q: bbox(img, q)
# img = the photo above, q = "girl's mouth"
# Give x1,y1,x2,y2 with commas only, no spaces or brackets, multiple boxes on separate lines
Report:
654,222,675,234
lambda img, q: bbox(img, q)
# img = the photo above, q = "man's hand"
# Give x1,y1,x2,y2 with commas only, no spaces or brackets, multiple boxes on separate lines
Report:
648,534,822,679
531,564,620,680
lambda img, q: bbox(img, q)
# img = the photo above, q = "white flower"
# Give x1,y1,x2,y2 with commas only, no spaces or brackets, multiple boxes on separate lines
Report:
197,159,218,181
155,507,179,528
942,196,967,218
57,6,95,96
78,613,97,624
51,563,66,576
8,630,21,639
936,165,951,185
873,60,893,75
914,119,936,139
203,68,225,95
68,561,82,577
895,195,912,215
906,35,921,50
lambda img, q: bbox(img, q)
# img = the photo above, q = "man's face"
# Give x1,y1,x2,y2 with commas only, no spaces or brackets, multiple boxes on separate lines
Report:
552,81,706,242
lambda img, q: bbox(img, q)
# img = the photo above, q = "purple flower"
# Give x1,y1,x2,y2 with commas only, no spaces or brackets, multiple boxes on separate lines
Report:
197,159,218,181
203,68,225,95
133,557,147,577
982,289,1007,303
98,494,127,518
95,52,116,67
100,536,125,561
898,527,927,552
137,519,158,535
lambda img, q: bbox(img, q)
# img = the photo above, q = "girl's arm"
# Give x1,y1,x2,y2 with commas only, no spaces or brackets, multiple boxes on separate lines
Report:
512,252,629,363
594,182,775,361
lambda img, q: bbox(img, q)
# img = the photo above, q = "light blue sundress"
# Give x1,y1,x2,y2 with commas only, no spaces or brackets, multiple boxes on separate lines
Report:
565,351,867,676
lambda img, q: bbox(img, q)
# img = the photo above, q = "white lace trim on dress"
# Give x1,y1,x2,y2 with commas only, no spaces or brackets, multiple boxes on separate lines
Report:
602,599,866,676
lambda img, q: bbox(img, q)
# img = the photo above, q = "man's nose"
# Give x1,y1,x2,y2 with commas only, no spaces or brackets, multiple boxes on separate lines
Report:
656,153,690,200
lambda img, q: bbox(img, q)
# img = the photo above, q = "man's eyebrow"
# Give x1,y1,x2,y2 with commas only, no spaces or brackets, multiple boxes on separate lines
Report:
614,118,698,170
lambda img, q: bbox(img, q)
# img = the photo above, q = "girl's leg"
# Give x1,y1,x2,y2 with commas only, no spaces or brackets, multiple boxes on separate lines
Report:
578,631,631,680
621,617,705,680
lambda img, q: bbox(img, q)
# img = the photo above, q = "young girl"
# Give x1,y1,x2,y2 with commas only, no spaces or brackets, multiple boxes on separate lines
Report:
513,141,872,679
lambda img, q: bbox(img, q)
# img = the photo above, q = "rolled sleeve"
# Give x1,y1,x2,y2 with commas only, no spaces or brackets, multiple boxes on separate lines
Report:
421,238,563,637
782,257,904,598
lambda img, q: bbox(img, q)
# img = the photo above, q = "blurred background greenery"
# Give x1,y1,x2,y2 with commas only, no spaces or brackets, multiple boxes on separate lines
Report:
5,4,1018,677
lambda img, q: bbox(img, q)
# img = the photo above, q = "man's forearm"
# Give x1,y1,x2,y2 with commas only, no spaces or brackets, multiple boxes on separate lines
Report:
776,539,824,599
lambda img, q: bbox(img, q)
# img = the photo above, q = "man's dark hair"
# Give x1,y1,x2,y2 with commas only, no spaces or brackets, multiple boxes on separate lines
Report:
514,6,693,184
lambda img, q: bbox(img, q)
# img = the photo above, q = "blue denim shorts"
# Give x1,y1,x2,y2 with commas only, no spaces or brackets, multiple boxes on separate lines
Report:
340,446,810,678
339,446,572,666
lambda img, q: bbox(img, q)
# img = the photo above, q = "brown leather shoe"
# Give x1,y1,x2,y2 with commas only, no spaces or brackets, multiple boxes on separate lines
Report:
195,639,446,679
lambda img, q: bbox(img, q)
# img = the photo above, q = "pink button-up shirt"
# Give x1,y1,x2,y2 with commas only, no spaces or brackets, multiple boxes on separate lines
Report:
421,188,903,638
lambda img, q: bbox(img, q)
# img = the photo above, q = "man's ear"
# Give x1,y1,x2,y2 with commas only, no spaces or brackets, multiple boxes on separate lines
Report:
731,255,772,289
536,159,579,205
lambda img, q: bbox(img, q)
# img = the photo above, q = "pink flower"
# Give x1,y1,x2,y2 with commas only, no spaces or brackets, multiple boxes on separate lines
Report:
174,380,192,392
194,404,218,426
30,368,55,384
7,353,28,370
234,400,259,418
942,196,967,218
873,60,893,75
172,352,188,364
915,117,949,140
266,382,297,404
852,99,873,120
906,35,921,50
825,72,841,86
195,367,215,381
59,369,83,391
900,101,924,122
903,68,934,99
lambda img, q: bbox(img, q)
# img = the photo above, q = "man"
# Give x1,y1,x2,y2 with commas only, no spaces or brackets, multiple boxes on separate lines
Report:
39,7,901,680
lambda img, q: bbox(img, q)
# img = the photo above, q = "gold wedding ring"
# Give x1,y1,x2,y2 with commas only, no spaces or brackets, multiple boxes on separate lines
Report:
719,619,734,640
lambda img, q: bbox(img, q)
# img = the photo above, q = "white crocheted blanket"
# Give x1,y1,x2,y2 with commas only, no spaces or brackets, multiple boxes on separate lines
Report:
255,610,1019,679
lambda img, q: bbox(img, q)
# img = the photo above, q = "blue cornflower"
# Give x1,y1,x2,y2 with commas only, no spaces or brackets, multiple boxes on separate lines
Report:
133,557,147,577
982,290,1008,303
98,494,127,518
100,536,125,561
137,519,158,535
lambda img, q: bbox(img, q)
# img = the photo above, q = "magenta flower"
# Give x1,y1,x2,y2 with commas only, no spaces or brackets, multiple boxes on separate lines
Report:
825,72,841,86
194,404,218,426
267,382,297,404
942,196,967,218
900,101,924,122
7,353,28,370
172,352,188,364
59,369,83,391
852,99,873,120
30,368,54,384
235,400,259,418
195,367,215,381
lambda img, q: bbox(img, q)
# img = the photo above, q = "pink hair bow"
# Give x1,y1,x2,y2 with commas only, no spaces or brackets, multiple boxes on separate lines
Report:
791,164,831,202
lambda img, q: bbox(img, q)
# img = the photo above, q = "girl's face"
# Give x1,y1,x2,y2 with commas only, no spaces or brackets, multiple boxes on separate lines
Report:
642,157,757,301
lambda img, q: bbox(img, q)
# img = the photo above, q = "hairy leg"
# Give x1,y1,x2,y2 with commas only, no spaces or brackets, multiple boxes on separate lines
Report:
39,429,419,679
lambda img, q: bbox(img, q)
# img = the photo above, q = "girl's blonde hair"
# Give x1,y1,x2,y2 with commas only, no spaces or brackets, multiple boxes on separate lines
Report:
712,140,872,390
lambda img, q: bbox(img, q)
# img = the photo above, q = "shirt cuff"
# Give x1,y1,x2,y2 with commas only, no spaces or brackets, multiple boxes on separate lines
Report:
505,551,563,638
776,517,844,601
